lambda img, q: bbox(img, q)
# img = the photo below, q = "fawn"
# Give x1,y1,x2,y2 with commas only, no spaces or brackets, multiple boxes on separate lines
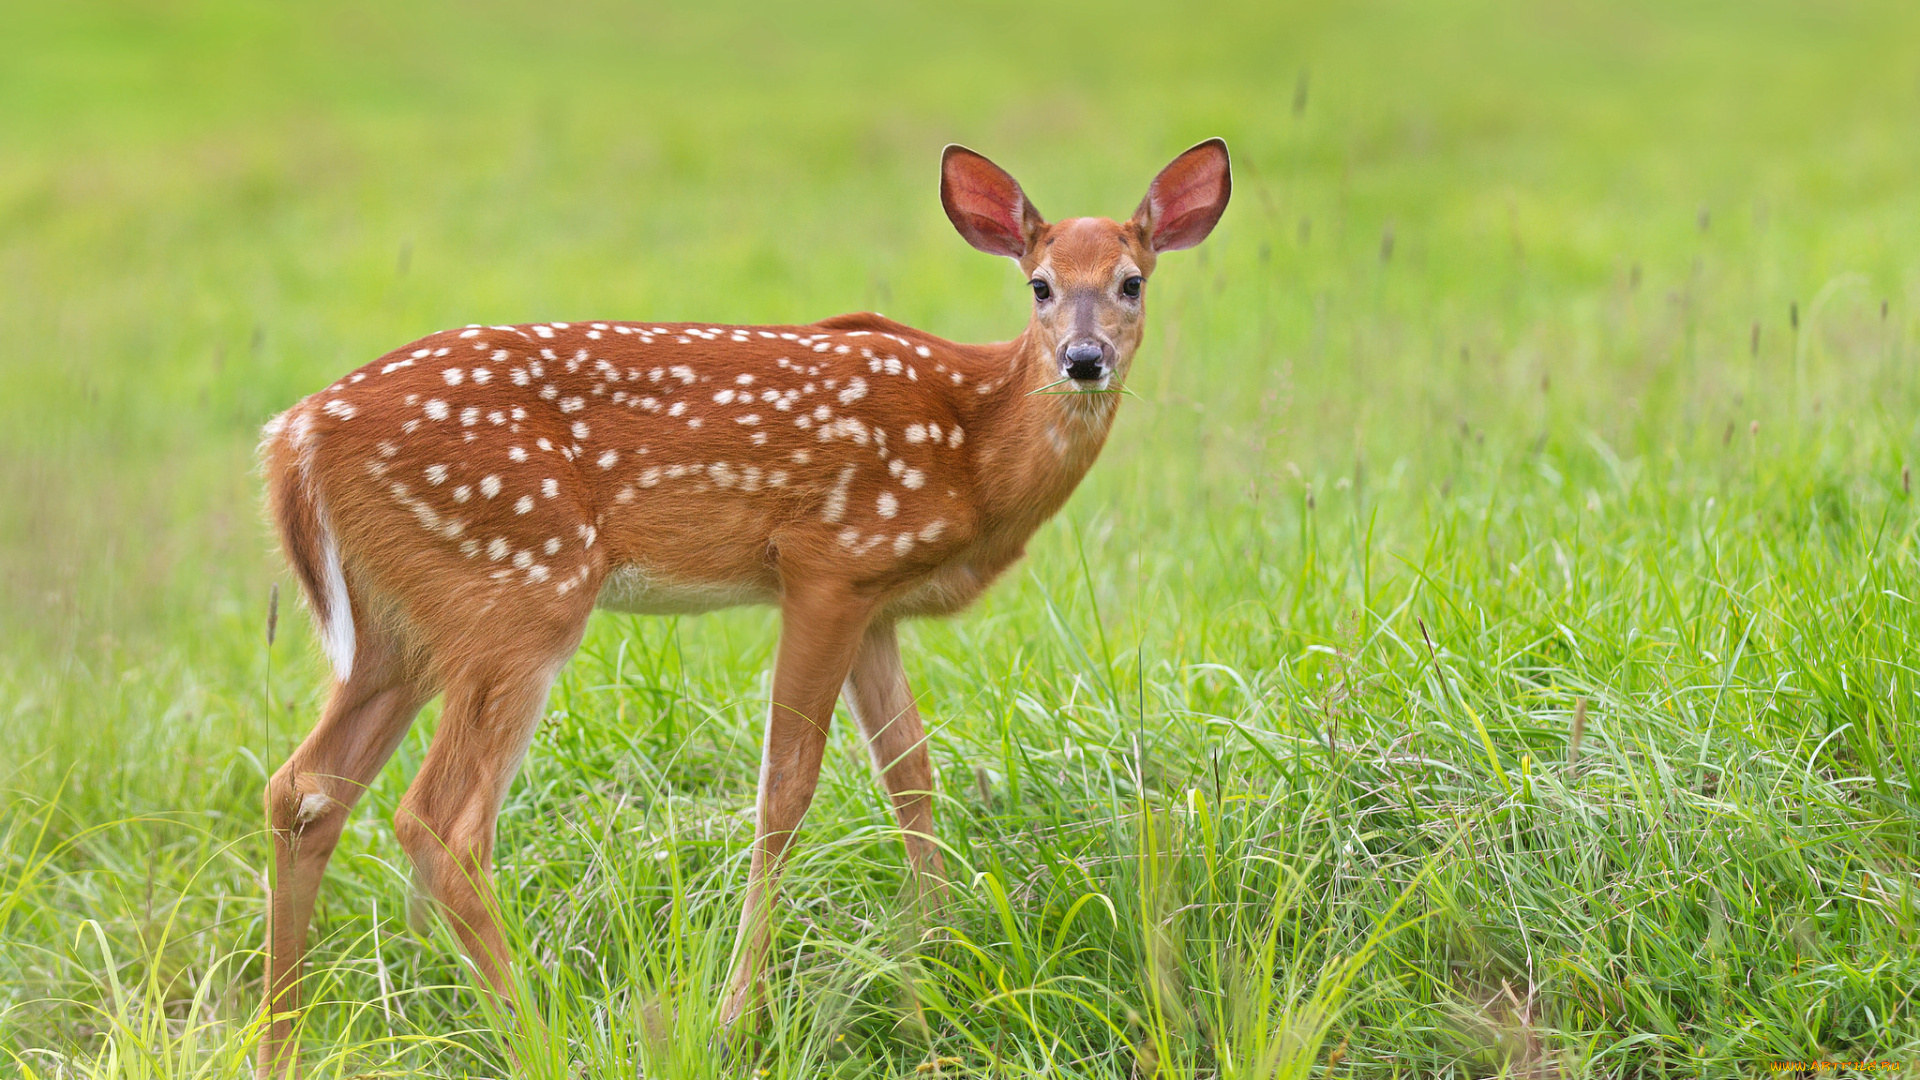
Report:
257,139,1229,1074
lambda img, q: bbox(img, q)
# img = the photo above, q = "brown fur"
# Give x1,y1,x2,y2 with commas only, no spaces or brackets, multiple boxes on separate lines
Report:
255,140,1229,1076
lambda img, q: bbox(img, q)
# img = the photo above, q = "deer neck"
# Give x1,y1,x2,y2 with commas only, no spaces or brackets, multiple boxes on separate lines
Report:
967,327,1126,533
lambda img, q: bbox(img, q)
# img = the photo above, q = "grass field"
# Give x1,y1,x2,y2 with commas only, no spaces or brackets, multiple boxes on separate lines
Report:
6,1,1920,1076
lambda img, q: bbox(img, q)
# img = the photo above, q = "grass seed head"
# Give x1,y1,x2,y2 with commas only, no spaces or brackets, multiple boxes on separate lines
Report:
1568,697,1587,767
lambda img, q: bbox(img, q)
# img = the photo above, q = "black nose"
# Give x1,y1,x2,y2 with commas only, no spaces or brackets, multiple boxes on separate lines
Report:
1063,342,1105,381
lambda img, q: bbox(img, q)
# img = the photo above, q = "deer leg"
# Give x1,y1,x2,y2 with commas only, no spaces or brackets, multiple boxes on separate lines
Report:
261,635,431,1079
391,649,569,1011
843,620,948,912
720,584,876,1027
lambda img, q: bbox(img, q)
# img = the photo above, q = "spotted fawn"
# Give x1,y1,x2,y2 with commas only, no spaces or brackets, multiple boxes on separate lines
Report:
257,139,1230,1075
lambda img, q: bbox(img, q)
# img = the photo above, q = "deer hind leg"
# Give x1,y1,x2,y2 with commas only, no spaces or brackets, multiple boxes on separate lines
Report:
843,620,948,911
391,621,585,1010
261,626,433,1079
721,582,878,1027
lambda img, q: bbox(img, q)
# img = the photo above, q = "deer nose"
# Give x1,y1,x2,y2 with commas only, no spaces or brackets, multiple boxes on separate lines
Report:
1062,341,1106,382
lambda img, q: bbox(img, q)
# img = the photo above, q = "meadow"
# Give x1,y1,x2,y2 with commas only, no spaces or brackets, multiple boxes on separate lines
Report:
4,1,1920,1076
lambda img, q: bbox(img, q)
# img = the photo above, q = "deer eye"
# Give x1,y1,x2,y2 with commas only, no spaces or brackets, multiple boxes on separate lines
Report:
1029,279,1051,302
1121,276,1143,299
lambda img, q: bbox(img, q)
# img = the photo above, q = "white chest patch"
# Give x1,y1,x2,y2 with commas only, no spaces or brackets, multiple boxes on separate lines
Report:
594,564,774,615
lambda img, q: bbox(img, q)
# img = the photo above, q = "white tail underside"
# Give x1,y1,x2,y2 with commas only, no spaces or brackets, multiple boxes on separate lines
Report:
313,498,356,683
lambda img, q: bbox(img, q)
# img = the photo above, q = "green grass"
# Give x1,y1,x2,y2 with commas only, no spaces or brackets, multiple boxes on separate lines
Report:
6,0,1920,1076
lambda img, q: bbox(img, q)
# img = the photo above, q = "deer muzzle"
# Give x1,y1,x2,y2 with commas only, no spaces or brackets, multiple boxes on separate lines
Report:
1060,340,1108,383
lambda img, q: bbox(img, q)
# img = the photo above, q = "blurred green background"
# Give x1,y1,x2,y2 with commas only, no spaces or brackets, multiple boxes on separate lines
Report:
5,2,1920,1076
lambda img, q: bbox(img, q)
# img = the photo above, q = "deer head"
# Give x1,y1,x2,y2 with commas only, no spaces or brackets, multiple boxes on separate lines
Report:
940,138,1232,392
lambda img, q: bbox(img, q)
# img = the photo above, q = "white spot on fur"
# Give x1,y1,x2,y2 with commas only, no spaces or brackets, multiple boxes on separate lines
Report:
821,465,856,523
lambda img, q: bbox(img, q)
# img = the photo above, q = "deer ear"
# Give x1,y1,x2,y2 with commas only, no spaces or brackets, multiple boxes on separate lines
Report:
941,145,1045,259
1133,138,1231,252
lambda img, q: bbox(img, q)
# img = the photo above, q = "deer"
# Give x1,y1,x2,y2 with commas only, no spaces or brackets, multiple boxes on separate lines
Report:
255,138,1229,1076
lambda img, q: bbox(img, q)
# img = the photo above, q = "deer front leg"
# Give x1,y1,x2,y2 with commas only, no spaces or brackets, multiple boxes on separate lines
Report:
843,621,949,913
721,583,876,1028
